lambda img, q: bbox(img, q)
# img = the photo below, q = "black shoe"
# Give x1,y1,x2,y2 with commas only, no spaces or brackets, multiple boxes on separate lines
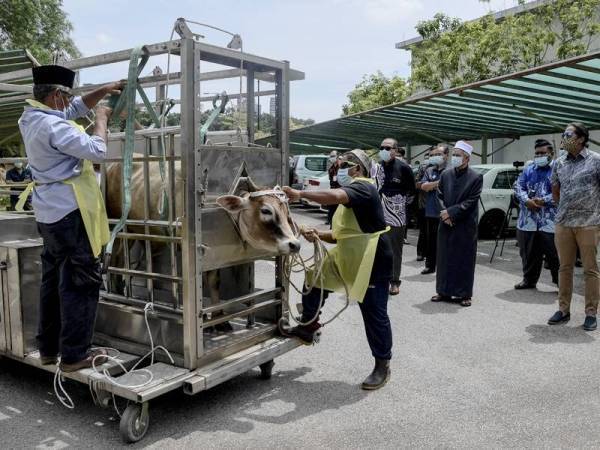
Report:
421,267,435,275
514,281,536,290
583,315,597,331
279,322,319,345
416,255,424,262
548,311,570,325
361,358,390,390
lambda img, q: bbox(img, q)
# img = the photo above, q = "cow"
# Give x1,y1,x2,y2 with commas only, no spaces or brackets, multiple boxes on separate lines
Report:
104,161,300,329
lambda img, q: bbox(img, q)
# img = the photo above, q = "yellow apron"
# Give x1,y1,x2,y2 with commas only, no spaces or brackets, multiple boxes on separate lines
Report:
310,178,389,302
17,100,110,257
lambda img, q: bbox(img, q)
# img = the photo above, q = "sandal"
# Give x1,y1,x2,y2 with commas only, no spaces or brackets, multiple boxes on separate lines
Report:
460,298,472,307
430,294,450,302
389,284,400,295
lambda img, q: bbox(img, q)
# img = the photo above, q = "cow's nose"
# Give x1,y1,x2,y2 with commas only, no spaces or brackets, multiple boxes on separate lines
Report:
288,240,301,253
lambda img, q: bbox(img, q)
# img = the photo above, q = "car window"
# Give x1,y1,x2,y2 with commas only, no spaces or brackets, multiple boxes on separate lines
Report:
492,170,519,189
304,157,327,172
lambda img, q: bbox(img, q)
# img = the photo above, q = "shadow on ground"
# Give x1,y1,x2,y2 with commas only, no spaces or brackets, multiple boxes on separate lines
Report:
525,324,596,344
495,288,557,305
412,299,462,315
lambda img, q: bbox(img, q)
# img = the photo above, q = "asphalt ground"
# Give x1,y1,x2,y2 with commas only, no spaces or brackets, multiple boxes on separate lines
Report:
0,205,597,449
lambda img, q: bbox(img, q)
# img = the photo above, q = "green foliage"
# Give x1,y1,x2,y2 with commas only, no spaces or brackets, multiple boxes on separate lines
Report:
411,0,600,92
342,71,411,116
0,0,80,63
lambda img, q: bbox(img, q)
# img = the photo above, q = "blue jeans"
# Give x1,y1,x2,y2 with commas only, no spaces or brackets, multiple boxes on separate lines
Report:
36,210,102,364
301,280,393,360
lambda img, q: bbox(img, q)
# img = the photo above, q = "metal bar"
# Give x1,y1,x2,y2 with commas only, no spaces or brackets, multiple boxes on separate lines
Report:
142,138,155,302
0,83,31,93
99,294,183,318
106,266,182,282
108,218,182,227
103,156,181,163
167,134,179,305
246,68,255,144
481,135,488,164
489,138,516,157
203,299,282,328
0,40,183,83
201,288,281,314
180,37,199,368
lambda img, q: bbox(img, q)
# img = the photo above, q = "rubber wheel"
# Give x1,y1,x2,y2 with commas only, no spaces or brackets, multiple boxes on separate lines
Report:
119,403,149,443
259,360,275,380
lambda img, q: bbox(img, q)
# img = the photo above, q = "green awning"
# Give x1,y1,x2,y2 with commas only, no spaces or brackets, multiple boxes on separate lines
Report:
261,50,600,153
0,49,35,145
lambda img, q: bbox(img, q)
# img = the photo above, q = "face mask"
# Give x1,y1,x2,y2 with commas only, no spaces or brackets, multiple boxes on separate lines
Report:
379,149,391,162
534,156,549,167
429,155,443,166
337,168,353,186
423,158,430,166
14,162,23,170
562,136,580,154
451,156,463,168
329,157,336,164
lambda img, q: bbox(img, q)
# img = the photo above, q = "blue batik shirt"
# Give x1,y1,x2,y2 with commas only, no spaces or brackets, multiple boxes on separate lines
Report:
514,163,556,233
18,97,107,224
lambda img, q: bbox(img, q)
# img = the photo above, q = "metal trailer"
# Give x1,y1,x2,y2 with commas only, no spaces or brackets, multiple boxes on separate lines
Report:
0,22,305,443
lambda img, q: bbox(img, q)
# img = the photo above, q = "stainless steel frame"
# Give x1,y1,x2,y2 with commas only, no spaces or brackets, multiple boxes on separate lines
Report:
0,30,303,442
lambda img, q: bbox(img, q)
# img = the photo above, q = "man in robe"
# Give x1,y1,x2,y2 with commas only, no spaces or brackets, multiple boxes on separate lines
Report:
431,140,483,307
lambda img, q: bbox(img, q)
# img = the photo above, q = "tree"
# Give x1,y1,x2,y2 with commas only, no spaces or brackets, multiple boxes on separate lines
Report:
0,0,80,64
342,72,411,116
410,0,600,92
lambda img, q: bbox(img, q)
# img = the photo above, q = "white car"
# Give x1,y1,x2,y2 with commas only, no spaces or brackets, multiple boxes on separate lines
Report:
471,164,522,239
301,172,330,209
291,155,329,189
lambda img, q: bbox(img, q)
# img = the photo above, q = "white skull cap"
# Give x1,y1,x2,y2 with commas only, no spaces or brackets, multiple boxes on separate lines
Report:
454,140,473,155
348,149,371,174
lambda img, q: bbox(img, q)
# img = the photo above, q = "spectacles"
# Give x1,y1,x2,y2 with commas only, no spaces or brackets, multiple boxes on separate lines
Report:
57,89,74,101
339,161,358,169
380,146,394,151
562,131,576,139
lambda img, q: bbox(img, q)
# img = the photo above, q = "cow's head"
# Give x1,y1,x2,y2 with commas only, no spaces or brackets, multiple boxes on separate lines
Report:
216,182,301,255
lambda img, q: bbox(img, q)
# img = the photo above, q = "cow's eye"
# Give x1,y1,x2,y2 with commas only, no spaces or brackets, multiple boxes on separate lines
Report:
260,208,272,215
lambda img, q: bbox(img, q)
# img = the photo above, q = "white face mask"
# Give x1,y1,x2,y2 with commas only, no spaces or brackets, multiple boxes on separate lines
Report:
379,149,392,162
337,168,353,186
14,162,23,170
423,158,430,166
451,155,463,168
534,156,550,167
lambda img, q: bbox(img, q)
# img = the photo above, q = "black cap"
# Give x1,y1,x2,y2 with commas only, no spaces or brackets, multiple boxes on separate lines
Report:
32,65,76,89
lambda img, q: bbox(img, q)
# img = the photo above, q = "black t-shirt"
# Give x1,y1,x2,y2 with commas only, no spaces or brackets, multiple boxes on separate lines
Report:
340,180,393,283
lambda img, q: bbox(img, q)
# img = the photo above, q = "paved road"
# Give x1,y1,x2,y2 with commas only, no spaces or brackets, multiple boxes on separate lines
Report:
0,206,597,449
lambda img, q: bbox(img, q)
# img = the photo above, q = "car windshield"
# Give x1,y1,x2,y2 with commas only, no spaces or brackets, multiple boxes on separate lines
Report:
305,157,328,172
471,167,491,175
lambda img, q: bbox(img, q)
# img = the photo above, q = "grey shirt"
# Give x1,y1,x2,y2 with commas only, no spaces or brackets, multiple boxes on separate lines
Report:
551,148,600,227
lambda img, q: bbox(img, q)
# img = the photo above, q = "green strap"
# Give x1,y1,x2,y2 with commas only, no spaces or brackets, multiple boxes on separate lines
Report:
104,46,156,265
200,93,229,144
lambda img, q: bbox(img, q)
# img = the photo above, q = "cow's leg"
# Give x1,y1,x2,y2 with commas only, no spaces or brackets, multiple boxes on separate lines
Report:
202,270,233,333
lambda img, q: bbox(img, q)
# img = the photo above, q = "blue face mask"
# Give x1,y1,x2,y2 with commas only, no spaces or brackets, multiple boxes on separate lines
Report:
337,168,353,186
451,156,463,168
379,149,391,162
423,158,430,166
429,155,443,166
534,156,549,167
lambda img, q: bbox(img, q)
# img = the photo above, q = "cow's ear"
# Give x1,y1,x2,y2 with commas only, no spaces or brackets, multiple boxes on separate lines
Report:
216,195,249,212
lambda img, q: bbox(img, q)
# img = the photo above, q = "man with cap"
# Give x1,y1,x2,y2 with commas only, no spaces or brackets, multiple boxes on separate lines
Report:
513,139,559,290
18,64,123,372
431,140,483,307
5,160,32,210
282,149,394,390
372,137,416,295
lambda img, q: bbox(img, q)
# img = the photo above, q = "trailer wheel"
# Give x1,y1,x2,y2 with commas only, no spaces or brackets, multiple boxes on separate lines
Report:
120,403,149,443
259,360,275,380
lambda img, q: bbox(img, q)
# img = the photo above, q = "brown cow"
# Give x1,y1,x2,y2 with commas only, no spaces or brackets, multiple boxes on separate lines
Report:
104,162,300,328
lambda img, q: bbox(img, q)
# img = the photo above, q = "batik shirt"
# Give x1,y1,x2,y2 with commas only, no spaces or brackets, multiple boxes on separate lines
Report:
373,159,416,227
514,163,556,233
551,148,600,227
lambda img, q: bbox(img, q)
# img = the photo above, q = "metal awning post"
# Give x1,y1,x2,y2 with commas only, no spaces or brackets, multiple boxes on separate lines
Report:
480,135,488,164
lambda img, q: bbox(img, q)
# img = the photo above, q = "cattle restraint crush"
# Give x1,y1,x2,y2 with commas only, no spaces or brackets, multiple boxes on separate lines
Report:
0,18,305,443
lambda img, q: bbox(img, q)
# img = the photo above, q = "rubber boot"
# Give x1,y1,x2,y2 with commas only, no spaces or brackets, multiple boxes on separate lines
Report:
361,358,390,390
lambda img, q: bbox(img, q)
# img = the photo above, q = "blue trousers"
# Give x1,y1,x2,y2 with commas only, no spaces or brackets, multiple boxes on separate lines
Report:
36,210,103,364
301,281,393,360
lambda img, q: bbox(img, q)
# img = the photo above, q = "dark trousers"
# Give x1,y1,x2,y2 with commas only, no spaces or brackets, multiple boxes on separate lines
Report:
425,217,439,270
516,229,559,285
301,282,392,360
36,210,102,364
389,226,405,284
416,208,426,257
